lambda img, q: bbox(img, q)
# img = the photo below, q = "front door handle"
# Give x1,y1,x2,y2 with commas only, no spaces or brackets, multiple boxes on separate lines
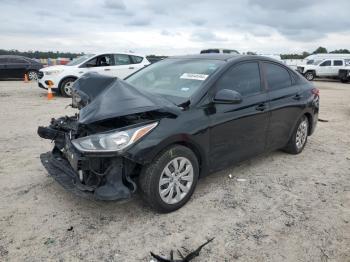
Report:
255,103,266,111
104,68,111,71
129,66,135,69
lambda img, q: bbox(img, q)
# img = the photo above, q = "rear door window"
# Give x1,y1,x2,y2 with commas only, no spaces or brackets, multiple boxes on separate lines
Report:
216,62,262,96
333,60,343,66
264,62,292,90
114,54,131,65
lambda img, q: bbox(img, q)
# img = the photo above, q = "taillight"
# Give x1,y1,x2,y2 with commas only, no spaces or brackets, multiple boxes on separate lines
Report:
311,88,319,97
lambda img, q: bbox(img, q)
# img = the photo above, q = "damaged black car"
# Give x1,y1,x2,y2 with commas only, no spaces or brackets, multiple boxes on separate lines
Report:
38,54,319,213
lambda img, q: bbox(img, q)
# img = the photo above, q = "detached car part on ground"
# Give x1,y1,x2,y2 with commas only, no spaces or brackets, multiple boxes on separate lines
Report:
38,55,319,213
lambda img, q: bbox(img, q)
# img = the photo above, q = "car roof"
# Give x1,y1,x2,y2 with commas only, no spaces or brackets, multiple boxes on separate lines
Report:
0,55,26,58
0,55,35,61
95,52,146,57
169,54,283,63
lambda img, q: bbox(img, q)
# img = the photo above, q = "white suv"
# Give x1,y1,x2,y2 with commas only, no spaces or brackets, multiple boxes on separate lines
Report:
38,52,150,97
297,59,348,81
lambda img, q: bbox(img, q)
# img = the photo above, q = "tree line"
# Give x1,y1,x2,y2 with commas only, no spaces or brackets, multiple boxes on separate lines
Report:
280,47,350,59
0,49,84,59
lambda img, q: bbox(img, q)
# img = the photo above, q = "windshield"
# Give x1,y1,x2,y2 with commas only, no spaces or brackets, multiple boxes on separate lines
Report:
125,58,224,104
66,54,95,66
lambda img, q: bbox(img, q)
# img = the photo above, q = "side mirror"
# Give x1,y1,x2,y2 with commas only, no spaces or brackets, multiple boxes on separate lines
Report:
213,89,242,104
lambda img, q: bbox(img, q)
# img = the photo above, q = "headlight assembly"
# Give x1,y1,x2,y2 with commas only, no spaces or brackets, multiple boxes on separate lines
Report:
45,69,64,75
71,122,158,152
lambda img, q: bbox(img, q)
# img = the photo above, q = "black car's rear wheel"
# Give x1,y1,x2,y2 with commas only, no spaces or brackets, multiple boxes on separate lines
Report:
138,145,199,213
283,115,309,154
27,70,38,80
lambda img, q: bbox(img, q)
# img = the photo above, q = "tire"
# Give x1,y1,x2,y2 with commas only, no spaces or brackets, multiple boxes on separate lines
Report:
138,145,199,213
340,79,349,83
59,77,76,97
27,70,38,81
283,115,309,154
304,71,315,81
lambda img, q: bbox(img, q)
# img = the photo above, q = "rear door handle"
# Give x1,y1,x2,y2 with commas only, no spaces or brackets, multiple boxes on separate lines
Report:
104,68,111,71
255,103,266,111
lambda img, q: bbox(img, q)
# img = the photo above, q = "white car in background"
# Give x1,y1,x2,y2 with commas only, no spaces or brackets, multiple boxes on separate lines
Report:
38,52,150,97
296,58,348,81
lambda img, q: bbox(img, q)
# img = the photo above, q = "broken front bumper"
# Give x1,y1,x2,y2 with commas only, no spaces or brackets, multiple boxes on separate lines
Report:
39,131,136,201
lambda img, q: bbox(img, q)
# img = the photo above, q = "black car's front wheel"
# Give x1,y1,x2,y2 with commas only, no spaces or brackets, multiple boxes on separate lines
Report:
138,145,199,213
284,115,309,154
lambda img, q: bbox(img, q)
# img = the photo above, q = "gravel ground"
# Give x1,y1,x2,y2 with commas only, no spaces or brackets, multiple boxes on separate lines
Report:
0,80,349,262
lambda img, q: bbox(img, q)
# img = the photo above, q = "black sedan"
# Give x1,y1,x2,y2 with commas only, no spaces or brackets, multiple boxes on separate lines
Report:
38,54,319,213
0,55,43,80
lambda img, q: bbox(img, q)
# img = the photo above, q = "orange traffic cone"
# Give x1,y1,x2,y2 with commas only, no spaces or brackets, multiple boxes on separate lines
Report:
47,84,54,100
24,73,29,83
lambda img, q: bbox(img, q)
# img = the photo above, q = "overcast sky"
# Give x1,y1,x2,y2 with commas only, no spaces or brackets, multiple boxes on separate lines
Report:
1,0,350,55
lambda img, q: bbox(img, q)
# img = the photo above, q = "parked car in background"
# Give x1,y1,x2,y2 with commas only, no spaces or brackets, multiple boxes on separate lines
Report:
38,54,319,213
0,55,43,80
38,52,150,97
296,58,349,81
200,48,239,54
303,53,350,65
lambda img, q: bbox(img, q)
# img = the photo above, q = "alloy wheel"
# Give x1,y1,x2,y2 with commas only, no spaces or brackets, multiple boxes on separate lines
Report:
296,119,308,149
28,71,38,80
63,81,74,96
159,157,194,205
305,72,314,81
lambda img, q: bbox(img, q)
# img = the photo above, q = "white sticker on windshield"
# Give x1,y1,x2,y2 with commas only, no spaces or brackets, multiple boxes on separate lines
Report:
180,73,208,81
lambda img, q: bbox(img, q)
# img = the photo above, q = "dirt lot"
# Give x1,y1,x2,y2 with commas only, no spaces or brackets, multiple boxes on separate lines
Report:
0,80,349,262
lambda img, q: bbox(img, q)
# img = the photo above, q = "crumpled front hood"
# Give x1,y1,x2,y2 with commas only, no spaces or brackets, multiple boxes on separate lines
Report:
72,72,181,125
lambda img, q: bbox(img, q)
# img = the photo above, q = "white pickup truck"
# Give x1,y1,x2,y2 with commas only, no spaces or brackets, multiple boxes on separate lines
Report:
297,58,350,81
